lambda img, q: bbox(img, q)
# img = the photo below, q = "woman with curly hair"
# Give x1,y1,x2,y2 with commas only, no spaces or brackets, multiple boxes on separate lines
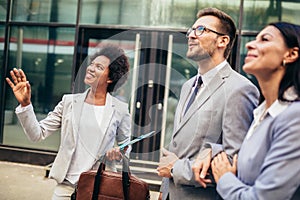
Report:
6,44,131,200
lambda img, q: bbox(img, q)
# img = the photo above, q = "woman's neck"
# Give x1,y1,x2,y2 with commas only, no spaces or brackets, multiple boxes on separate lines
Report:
258,78,280,108
85,88,107,105
257,66,285,108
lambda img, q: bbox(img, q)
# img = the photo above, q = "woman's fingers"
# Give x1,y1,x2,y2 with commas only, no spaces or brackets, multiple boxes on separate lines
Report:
19,69,27,82
5,77,14,89
10,69,18,85
106,147,122,161
6,68,28,89
9,68,23,85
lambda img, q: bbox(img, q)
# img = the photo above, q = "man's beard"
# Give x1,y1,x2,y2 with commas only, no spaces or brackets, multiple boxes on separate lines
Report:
186,39,217,62
186,48,212,62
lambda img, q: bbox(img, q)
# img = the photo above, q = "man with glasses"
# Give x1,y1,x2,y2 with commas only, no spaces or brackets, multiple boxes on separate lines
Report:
157,8,259,199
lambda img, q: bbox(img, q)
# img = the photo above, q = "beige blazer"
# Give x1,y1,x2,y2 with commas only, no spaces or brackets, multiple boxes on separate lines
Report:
16,89,131,183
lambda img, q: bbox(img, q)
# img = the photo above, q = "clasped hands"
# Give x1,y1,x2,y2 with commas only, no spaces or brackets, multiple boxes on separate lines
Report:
156,148,237,185
192,150,237,186
211,152,237,183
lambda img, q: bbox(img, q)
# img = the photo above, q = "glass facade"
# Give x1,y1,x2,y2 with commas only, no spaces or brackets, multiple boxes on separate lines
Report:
80,0,240,28
11,0,77,23
1,0,300,158
3,26,75,150
243,0,300,30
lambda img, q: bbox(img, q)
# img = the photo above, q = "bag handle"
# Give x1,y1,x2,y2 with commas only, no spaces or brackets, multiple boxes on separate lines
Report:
92,154,130,200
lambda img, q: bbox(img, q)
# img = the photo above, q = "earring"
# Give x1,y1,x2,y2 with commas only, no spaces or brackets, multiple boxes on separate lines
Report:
282,60,286,67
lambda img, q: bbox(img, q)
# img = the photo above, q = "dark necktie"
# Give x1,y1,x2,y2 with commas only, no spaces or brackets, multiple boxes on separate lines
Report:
184,76,203,115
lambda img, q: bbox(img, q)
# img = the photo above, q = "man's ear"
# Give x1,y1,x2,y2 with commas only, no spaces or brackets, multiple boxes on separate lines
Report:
285,47,299,64
218,35,230,48
107,80,113,83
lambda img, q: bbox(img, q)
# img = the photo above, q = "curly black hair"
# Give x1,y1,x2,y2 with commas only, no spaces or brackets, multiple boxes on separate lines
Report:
90,44,130,93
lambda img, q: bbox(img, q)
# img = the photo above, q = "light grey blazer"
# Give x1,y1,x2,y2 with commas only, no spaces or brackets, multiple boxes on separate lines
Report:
16,89,131,183
161,63,259,200
217,101,300,200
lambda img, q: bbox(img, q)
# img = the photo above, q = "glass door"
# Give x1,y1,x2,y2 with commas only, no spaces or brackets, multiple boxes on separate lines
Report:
74,27,197,163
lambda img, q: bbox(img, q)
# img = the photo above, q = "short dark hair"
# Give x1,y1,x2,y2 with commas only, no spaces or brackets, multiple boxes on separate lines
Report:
270,22,300,101
197,8,236,59
90,44,130,93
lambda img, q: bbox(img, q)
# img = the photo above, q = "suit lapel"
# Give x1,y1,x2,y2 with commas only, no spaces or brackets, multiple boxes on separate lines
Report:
101,93,115,135
72,89,89,138
71,89,115,139
173,64,232,137
174,77,195,128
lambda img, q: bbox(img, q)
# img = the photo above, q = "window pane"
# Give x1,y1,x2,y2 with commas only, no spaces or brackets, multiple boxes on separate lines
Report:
3,26,75,150
0,0,7,21
170,0,240,28
80,0,240,28
11,0,77,23
281,1,300,24
243,0,300,31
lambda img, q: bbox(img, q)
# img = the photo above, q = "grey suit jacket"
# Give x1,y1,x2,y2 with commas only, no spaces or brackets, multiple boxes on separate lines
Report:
217,101,300,200
16,89,131,183
162,63,259,200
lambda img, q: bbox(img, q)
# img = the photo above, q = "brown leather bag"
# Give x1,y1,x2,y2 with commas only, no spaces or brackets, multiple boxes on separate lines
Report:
73,156,150,200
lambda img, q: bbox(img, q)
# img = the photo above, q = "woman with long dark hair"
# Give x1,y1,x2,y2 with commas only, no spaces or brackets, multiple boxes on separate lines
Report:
211,22,300,200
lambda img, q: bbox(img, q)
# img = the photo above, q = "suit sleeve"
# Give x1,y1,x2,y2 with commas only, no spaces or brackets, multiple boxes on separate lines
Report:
217,109,300,199
159,177,170,200
220,83,259,159
115,104,131,157
172,158,200,186
15,97,64,142
115,106,131,145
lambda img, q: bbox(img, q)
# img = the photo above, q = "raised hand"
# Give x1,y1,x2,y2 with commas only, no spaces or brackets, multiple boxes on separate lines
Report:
6,68,31,107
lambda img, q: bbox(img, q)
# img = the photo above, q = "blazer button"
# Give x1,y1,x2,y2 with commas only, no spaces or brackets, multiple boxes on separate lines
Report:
173,141,177,147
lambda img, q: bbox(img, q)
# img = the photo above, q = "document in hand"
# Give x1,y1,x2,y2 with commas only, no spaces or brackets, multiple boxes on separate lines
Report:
119,131,156,150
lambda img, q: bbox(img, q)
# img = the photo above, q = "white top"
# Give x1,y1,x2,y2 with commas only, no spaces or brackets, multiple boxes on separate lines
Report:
66,102,105,184
246,86,298,140
245,100,289,140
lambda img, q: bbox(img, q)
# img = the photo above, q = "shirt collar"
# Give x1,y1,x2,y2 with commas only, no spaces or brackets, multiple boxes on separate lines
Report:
198,60,227,86
253,99,290,120
254,86,298,120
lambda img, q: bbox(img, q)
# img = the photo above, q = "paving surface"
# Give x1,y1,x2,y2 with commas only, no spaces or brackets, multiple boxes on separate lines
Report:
0,161,159,200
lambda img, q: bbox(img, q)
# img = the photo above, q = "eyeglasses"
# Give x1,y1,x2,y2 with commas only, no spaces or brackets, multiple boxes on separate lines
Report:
186,25,226,38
